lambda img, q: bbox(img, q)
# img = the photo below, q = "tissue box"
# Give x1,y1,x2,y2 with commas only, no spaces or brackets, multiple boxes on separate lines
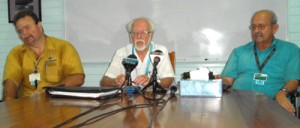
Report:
179,80,222,97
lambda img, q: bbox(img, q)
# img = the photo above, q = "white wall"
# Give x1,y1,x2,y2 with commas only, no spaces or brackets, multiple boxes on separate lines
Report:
65,0,288,63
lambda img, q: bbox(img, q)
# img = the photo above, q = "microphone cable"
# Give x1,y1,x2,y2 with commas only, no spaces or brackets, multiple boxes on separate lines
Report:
146,85,177,128
138,85,178,128
140,86,167,102
68,87,174,128
52,81,127,128
69,97,166,128
148,91,177,128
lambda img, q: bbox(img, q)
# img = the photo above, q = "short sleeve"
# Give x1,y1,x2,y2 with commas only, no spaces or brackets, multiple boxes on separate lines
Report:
3,47,23,87
221,49,238,78
284,44,300,81
104,48,126,78
61,43,84,76
156,45,175,79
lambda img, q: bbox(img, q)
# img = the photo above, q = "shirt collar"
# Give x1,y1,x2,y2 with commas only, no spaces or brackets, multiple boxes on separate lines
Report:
270,37,277,47
20,35,54,53
44,36,55,50
252,37,277,49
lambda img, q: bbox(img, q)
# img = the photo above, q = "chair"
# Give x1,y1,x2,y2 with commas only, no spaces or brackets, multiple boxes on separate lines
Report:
291,80,300,118
168,51,175,72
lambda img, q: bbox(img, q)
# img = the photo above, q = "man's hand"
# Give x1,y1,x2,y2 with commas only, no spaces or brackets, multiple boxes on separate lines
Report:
114,74,125,86
30,89,46,97
275,91,296,115
221,77,234,91
133,75,150,86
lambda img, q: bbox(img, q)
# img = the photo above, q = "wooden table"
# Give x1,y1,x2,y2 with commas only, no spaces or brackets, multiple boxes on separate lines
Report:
0,90,299,128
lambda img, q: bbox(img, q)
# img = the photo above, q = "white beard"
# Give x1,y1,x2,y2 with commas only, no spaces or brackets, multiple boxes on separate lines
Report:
134,39,149,51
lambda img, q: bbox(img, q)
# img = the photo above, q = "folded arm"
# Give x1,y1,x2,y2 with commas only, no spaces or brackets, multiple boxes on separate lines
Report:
55,74,85,87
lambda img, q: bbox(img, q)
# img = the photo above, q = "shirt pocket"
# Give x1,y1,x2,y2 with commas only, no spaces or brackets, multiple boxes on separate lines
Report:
266,56,284,78
44,59,61,83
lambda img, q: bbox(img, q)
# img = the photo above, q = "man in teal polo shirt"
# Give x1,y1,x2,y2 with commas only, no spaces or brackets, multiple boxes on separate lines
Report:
221,9,300,114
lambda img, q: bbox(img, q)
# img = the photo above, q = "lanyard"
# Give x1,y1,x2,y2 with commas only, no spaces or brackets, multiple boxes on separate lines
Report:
254,44,276,73
132,43,152,75
32,56,42,89
34,56,42,73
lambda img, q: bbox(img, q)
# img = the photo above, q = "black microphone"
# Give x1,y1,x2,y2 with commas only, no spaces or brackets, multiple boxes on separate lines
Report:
169,85,178,97
122,54,138,90
153,56,160,67
122,54,138,75
144,50,167,94
150,50,164,67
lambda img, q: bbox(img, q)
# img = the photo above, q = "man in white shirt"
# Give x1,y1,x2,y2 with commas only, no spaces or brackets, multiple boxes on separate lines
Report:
100,17,174,89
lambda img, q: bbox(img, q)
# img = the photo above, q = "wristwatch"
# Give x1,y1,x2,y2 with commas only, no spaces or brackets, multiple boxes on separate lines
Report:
281,87,289,92
280,87,290,96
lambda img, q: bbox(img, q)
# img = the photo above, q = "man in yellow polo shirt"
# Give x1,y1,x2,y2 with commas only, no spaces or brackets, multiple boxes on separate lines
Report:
2,10,85,100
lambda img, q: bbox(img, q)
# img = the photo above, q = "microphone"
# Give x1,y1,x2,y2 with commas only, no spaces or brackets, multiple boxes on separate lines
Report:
143,50,167,93
150,50,165,68
169,85,178,97
122,54,138,85
122,54,138,75
153,57,160,67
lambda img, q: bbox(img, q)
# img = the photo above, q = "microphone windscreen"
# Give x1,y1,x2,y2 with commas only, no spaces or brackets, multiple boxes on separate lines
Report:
152,50,163,55
122,54,138,73
170,85,177,93
150,49,165,67
128,54,137,59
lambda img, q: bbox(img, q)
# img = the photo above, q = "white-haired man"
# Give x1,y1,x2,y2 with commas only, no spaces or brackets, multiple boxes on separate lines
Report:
100,17,174,89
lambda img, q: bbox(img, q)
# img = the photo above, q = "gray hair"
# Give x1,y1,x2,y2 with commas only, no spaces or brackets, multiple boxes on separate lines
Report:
126,17,155,33
251,9,278,24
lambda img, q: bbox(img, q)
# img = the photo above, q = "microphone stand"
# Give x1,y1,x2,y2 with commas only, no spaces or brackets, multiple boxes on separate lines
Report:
142,64,166,94
125,71,132,86
125,71,136,95
152,66,159,93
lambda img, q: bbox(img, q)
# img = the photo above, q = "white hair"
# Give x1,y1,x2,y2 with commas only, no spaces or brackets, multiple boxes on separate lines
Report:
126,17,155,33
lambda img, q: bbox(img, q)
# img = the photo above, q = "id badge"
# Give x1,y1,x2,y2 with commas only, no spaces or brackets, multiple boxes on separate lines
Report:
253,73,267,85
29,73,41,85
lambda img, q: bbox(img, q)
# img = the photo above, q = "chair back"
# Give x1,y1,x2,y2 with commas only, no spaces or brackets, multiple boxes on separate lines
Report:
168,51,175,72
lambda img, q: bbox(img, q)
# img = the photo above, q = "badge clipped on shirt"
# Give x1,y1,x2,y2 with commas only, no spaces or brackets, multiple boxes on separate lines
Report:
253,73,267,85
29,72,41,85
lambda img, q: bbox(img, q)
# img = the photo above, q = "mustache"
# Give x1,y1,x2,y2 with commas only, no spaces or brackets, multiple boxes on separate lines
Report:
22,34,31,39
254,33,263,37
134,39,145,44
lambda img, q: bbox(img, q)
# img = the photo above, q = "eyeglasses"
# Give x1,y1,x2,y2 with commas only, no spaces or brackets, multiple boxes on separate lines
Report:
129,31,152,36
17,24,32,34
249,24,271,31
